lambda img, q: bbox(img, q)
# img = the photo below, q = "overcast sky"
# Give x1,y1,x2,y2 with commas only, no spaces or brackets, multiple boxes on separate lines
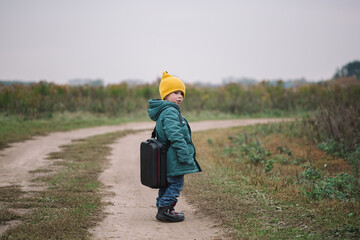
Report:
0,0,359,84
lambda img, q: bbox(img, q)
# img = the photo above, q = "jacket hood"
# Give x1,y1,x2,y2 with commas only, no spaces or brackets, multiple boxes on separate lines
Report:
147,99,180,121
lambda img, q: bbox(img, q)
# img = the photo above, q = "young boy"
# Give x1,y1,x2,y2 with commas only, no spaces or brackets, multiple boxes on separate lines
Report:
147,71,202,222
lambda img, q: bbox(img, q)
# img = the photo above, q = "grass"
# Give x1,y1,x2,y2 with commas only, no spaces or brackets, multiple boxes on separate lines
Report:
184,123,360,239
0,129,135,240
0,186,23,224
0,111,147,150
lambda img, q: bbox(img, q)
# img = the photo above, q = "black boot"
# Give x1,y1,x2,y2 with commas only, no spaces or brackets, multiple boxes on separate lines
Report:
156,205,185,222
169,202,184,217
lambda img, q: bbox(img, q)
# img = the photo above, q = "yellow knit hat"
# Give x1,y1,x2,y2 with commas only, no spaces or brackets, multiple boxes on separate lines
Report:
159,71,186,100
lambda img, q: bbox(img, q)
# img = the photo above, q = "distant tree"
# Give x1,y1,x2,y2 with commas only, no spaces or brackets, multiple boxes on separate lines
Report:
334,60,360,79
68,78,104,86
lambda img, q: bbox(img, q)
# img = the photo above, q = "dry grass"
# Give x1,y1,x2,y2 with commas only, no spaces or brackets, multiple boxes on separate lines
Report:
184,124,360,239
264,134,352,174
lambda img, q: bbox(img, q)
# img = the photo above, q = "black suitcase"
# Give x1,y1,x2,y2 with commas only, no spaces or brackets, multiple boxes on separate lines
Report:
140,137,167,188
140,115,182,188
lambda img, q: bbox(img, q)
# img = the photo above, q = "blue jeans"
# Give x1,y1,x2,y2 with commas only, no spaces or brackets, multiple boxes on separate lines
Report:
156,175,184,208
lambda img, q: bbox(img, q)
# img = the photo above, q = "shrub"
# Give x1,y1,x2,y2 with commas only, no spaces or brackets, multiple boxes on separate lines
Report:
223,132,271,165
301,172,358,201
264,160,274,173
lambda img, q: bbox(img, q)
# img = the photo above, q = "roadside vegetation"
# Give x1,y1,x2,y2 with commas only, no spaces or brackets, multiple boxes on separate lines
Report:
0,130,134,239
185,118,359,239
182,75,359,239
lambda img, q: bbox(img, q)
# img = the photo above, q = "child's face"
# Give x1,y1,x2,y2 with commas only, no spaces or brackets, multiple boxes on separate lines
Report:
165,91,184,106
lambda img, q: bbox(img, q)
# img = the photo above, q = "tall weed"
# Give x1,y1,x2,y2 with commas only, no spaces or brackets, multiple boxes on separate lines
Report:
302,86,360,195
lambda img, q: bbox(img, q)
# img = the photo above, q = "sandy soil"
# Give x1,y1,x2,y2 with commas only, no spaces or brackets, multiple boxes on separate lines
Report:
0,119,287,239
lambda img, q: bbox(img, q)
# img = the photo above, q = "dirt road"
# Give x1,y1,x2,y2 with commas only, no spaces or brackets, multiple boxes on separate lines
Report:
0,119,286,239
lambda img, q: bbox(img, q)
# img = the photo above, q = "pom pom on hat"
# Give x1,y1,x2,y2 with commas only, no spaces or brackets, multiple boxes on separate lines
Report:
159,71,186,100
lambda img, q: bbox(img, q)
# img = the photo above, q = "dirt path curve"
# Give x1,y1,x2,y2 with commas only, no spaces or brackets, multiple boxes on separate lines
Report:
0,122,154,190
0,118,287,239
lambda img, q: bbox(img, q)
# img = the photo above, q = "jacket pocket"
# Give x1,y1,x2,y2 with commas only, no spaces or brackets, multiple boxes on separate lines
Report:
187,143,195,157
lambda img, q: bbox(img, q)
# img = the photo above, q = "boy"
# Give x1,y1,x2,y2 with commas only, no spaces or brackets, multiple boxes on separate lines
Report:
147,71,201,222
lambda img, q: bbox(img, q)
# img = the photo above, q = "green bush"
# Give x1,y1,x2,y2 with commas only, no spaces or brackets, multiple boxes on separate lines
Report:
224,132,271,165
301,167,322,181
264,160,274,173
301,172,358,201
317,139,345,157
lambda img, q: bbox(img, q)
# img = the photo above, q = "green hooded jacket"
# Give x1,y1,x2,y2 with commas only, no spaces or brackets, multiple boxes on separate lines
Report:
147,99,201,177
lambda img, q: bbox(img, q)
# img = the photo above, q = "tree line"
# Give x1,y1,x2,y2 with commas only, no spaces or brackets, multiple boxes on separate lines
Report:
0,78,359,118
